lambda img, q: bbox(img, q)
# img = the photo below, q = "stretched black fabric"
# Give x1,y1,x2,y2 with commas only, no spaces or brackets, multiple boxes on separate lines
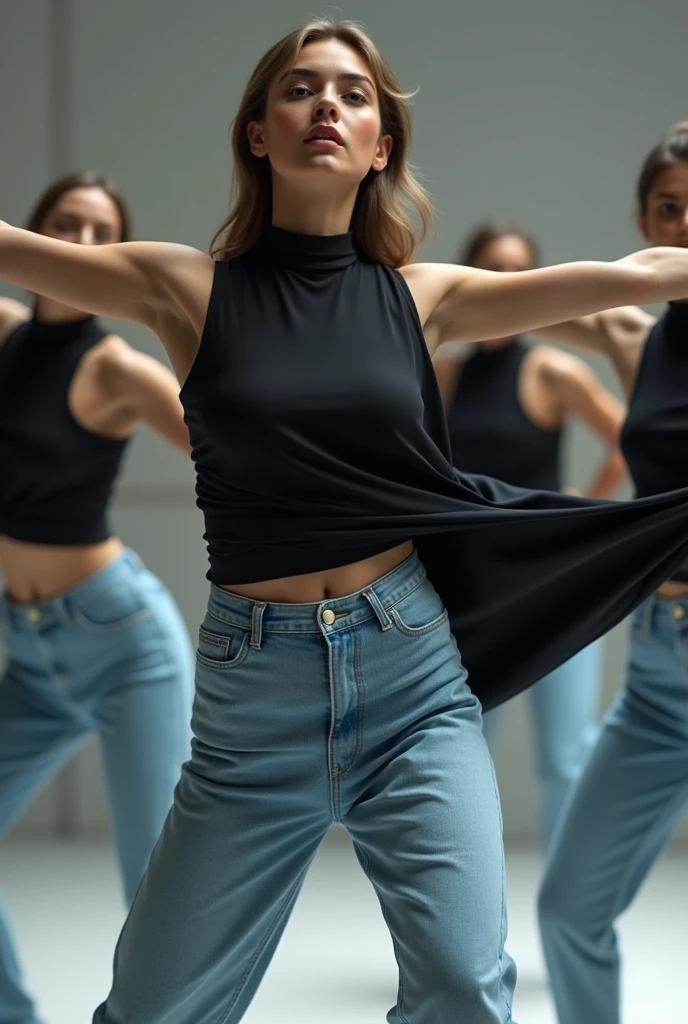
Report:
0,315,128,544
180,227,688,710
621,301,688,582
446,338,562,491
622,303,688,498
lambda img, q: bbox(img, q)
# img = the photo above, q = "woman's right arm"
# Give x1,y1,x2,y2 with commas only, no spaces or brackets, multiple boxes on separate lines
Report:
0,222,213,336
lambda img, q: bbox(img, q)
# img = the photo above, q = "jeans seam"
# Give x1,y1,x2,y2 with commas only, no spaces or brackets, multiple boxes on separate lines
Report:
488,755,513,1022
32,626,78,695
330,630,365,778
196,633,251,671
217,871,307,1024
325,632,341,820
388,607,449,638
384,572,427,612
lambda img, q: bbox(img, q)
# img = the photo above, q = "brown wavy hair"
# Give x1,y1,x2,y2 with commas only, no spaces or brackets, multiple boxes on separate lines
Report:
26,170,132,241
636,121,688,214
210,18,433,267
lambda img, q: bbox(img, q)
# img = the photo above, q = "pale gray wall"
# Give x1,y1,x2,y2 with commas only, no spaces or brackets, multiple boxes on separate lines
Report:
1,0,687,842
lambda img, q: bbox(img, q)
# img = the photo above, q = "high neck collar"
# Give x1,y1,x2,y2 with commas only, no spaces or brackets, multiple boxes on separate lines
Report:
252,225,359,272
30,313,96,341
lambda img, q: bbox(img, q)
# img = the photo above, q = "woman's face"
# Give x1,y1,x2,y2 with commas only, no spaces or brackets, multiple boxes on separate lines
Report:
471,234,535,274
39,187,123,245
639,162,688,248
248,38,393,191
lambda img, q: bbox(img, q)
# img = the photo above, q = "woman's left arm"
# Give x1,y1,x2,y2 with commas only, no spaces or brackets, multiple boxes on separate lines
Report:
408,247,688,352
542,349,627,499
98,340,191,455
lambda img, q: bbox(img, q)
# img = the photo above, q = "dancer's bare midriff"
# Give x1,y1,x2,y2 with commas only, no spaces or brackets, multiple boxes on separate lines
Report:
220,540,415,603
656,577,688,600
0,534,124,603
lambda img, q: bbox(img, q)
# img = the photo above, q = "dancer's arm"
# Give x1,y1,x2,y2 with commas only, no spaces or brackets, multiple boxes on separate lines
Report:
540,348,627,498
530,306,655,398
530,306,655,356
410,247,686,352
0,223,213,351
94,339,191,455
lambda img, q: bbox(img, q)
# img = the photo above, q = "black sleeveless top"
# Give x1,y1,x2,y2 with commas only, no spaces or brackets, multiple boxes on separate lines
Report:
446,339,561,491
621,302,688,581
181,227,688,709
0,315,128,544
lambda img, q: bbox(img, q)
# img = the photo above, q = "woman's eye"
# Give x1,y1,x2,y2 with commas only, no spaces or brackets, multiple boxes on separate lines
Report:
658,203,680,217
288,86,311,98
346,91,366,104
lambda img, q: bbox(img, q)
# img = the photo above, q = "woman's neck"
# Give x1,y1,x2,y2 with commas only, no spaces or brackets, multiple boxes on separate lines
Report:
271,178,358,236
34,296,91,324
477,335,518,352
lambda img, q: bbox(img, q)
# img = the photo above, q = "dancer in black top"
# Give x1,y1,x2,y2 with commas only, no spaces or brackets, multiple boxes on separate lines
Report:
2,22,688,1023
432,221,625,851
537,121,688,1024
0,172,194,1024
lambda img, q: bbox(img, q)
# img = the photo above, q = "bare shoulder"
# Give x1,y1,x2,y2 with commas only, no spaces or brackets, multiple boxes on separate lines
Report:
399,262,464,331
123,240,213,278
605,304,656,332
0,297,31,346
601,304,655,350
531,346,614,409
597,306,654,391
78,333,133,387
150,242,214,281
85,332,168,380
86,333,181,395
146,244,215,328
531,344,592,384
88,332,133,364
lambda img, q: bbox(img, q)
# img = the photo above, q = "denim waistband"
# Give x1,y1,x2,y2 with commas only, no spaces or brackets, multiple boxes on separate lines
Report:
0,548,146,631
206,551,428,636
633,591,688,636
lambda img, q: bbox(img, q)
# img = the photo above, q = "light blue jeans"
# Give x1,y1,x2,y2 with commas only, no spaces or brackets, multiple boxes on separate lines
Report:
538,595,688,1024
482,642,602,850
93,553,517,1024
0,549,194,1024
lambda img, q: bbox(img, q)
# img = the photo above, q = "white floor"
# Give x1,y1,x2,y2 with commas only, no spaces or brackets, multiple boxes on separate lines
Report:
1,830,685,1023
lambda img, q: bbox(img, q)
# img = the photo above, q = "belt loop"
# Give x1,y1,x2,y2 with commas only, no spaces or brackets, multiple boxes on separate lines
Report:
250,602,266,650
362,587,393,631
